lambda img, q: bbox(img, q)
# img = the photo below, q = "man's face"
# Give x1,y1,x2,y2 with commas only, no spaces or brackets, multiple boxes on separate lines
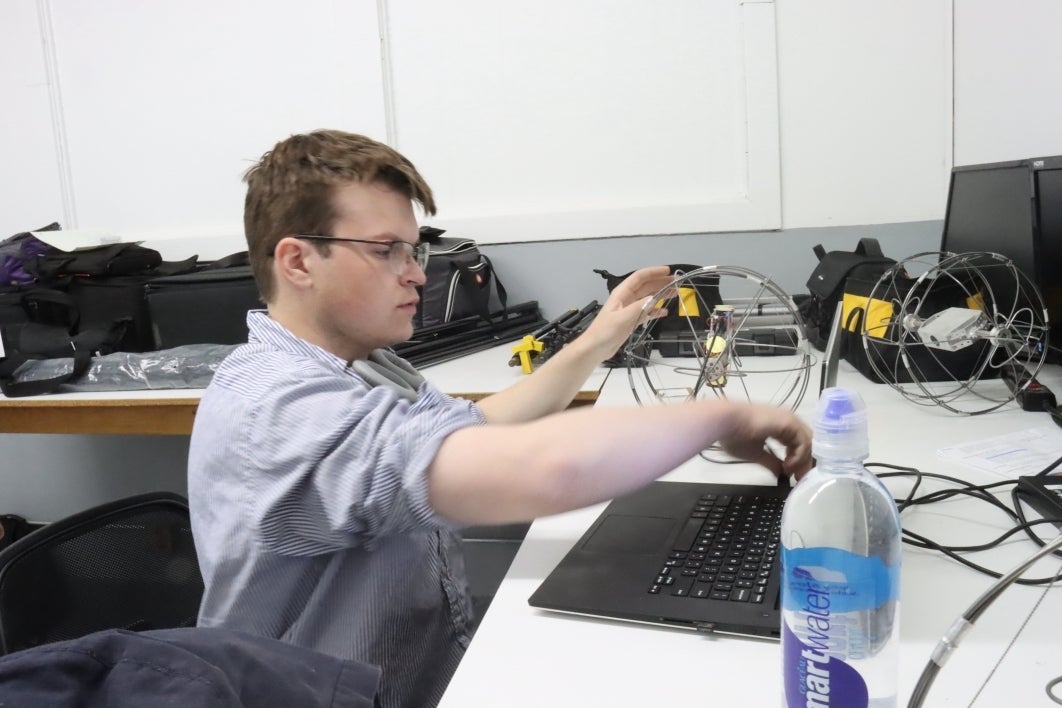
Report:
302,181,426,360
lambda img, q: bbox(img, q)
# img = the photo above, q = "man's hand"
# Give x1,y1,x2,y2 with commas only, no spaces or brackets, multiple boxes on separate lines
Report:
579,265,675,362
478,266,676,425
717,403,813,482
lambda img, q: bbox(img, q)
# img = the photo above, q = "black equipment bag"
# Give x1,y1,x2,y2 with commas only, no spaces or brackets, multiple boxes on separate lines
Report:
0,287,78,330
800,238,996,384
144,264,260,349
62,253,199,354
0,320,128,397
67,275,158,353
840,267,998,384
800,237,897,351
28,242,164,280
415,227,507,330
594,264,722,358
0,273,122,397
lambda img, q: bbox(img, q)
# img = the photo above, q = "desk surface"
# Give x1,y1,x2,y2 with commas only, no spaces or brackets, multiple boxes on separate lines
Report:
440,361,1062,707
0,345,605,435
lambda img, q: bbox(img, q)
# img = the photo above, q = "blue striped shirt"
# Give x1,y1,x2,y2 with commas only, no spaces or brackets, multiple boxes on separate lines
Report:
188,312,486,708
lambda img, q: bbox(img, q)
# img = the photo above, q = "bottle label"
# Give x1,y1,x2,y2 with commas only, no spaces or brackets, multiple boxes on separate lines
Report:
781,547,900,613
783,621,869,707
781,546,900,707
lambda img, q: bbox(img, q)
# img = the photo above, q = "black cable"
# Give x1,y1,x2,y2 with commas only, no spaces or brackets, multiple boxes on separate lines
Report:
1032,451,1062,478
874,467,1022,532
899,523,1062,585
865,461,1062,582
870,464,1014,515
1048,674,1062,705
1011,485,1062,552
894,480,1016,516
857,460,1062,704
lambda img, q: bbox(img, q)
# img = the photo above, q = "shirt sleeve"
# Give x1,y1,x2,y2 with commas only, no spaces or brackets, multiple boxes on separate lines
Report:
234,352,486,556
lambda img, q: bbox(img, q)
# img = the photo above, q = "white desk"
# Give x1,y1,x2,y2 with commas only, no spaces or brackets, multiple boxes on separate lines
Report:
440,361,1062,707
972,561,1062,706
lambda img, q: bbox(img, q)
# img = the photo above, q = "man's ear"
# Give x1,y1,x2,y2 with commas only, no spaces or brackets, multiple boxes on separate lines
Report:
272,237,313,290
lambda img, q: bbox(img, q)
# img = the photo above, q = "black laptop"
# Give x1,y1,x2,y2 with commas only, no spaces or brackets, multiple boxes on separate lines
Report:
528,479,790,639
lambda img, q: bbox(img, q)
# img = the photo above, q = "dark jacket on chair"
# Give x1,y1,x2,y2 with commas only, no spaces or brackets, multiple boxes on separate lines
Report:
0,626,381,707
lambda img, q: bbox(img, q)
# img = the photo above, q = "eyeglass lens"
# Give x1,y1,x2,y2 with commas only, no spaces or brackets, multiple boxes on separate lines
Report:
389,242,429,273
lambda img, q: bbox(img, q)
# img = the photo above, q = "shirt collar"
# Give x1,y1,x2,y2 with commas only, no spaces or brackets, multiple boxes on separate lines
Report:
246,310,351,373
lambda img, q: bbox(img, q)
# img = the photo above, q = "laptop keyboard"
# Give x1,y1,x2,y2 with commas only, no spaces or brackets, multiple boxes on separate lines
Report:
648,492,782,602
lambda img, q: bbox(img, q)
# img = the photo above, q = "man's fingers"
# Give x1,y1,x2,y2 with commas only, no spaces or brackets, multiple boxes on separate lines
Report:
616,267,673,300
755,446,784,477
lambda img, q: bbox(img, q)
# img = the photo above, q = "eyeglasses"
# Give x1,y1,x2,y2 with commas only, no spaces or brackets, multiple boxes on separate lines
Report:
293,234,429,274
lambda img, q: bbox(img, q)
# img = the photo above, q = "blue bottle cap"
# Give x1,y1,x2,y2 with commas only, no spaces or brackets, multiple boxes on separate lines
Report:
812,387,869,460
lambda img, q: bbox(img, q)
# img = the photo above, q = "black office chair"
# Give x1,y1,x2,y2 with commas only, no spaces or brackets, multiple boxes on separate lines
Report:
0,491,204,656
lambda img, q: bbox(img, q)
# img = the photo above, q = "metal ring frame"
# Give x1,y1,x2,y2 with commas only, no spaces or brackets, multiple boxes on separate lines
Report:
624,265,813,413
860,251,1049,415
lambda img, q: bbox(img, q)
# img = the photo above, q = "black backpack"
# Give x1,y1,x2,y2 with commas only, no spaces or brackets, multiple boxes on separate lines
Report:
800,238,896,351
800,239,997,384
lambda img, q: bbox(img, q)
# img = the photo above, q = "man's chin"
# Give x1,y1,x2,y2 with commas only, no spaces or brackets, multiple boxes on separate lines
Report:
389,324,416,347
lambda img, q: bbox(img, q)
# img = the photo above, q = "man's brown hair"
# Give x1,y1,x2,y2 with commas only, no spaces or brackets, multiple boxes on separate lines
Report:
243,129,436,301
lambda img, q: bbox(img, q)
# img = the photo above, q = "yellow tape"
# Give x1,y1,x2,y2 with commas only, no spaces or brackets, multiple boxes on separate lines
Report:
966,291,985,311
656,286,700,317
841,288,984,342
841,293,894,340
703,335,727,387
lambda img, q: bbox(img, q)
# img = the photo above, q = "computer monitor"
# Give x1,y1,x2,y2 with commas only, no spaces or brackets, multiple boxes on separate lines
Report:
1035,166,1062,329
941,162,1036,277
940,155,1062,354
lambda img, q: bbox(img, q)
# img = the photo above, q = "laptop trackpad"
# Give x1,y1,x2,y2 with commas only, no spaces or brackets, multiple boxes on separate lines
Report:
581,515,674,553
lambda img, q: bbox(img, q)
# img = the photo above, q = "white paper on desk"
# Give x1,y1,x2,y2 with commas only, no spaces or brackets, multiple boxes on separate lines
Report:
938,426,1062,478
31,229,129,250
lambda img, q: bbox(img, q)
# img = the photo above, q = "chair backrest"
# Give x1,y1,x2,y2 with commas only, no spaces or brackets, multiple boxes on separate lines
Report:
0,491,204,656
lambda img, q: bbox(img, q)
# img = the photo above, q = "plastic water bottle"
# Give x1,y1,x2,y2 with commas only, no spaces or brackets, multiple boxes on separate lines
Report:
780,387,902,708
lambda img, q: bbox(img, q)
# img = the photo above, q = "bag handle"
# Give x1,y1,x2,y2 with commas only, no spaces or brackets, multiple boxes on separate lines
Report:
812,239,885,262
854,238,885,258
419,225,446,245
201,251,249,270
0,350,92,397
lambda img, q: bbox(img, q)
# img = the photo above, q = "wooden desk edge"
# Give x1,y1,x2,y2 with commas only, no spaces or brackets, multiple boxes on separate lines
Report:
0,390,599,435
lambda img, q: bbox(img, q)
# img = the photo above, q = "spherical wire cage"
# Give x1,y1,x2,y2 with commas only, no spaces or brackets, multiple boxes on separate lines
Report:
858,251,1049,415
623,265,814,419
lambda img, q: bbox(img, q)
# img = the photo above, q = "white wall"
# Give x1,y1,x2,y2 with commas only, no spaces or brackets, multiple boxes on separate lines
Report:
5,2,1062,251
775,1,951,228
952,0,1062,164
1,0,784,248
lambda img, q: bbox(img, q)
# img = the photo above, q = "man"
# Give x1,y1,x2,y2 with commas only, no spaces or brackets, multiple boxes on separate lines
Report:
188,129,812,708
